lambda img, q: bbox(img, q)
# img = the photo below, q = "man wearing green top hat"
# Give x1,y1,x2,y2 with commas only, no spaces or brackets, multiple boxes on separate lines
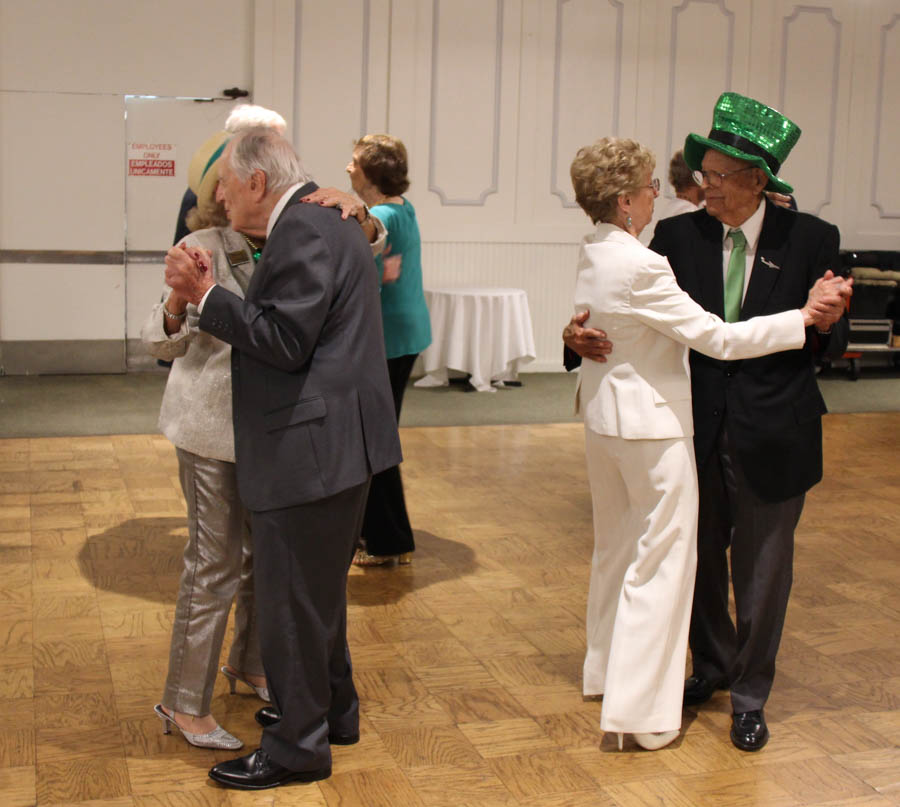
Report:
647,93,850,751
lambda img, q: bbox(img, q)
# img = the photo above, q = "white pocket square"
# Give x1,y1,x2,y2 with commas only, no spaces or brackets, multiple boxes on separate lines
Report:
761,257,780,270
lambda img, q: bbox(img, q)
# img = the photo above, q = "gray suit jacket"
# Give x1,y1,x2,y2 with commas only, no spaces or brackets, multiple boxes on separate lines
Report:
200,183,402,512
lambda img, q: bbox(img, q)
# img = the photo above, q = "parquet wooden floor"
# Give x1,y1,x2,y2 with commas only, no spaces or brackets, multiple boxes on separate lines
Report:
1,413,898,806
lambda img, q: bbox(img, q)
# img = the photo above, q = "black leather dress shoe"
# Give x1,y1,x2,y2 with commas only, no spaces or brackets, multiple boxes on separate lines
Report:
730,710,769,751
328,729,360,746
208,748,330,790
255,707,360,745
683,674,728,707
255,706,280,727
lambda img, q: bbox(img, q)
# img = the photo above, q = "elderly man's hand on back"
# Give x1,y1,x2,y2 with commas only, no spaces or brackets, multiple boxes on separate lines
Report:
563,310,613,362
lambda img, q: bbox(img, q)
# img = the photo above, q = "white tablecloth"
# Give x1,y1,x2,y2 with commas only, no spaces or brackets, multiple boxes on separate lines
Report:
415,287,536,392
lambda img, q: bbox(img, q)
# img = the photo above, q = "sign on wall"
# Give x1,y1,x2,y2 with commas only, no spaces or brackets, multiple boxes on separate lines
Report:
127,142,177,177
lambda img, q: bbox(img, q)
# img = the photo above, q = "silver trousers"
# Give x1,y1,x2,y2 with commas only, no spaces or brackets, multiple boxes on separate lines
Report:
162,447,262,716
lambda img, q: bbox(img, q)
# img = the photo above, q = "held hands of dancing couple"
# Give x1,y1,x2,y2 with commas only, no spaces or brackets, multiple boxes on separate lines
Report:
165,244,215,305
564,269,853,362
801,270,854,329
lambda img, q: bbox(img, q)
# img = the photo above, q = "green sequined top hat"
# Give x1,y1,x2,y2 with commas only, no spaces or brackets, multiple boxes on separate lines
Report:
684,92,801,194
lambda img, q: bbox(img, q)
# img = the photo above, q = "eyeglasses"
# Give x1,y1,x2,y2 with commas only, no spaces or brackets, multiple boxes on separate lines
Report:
692,166,755,187
621,178,659,198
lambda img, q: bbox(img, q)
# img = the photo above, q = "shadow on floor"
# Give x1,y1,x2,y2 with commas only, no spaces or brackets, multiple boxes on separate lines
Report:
79,518,475,609
347,530,477,606
80,516,187,604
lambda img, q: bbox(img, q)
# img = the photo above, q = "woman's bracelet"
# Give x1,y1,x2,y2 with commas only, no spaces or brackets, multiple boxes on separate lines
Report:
163,303,187,321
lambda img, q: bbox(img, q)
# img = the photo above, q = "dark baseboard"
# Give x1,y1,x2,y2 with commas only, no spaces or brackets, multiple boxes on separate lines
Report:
0,340,126,375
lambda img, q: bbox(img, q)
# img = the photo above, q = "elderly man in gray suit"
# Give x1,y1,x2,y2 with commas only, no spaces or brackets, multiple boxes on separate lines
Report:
165,127,402,790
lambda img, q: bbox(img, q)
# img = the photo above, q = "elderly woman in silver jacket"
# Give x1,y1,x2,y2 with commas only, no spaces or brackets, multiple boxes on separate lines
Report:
143,131,269,749
144,131,388,750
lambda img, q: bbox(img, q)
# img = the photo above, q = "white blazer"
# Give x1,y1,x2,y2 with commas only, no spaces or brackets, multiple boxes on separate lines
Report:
574,223,805,440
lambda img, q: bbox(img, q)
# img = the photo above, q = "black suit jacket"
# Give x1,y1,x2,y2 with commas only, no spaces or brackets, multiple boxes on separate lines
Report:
200,183,402,512
649,201,847,502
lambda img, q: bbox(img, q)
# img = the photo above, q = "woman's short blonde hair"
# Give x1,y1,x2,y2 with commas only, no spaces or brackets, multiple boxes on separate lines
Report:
570,137,655,224
185,201,229,232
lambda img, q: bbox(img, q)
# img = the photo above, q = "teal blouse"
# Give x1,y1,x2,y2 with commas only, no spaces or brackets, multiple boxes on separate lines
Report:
370,199,432,360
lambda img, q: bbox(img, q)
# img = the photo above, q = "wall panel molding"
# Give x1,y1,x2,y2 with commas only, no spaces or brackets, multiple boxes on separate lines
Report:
870,12,900,218
427,0,504,205
254,0,296,132
550,0,624,207
666,0,735,162
780,5,841,215
359,0,372,135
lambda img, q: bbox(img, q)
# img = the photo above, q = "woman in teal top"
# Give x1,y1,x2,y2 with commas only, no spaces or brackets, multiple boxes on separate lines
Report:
346,134,431,565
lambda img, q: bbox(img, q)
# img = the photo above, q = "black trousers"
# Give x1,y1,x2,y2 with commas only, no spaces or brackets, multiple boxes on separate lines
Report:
251,479,369,771
361,353,417,556
689,424,804,713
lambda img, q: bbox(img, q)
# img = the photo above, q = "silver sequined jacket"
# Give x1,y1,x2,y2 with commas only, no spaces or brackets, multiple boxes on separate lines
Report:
141,227,254,463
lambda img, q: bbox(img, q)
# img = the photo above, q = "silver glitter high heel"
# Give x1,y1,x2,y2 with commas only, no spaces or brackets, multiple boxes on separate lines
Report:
153,704,243,750
220,666,271,702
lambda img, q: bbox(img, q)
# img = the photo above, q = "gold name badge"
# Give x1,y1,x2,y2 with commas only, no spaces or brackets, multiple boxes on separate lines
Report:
226,250,251,267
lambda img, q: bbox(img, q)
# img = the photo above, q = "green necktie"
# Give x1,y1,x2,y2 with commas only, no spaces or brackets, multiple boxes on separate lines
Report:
724,228,746,322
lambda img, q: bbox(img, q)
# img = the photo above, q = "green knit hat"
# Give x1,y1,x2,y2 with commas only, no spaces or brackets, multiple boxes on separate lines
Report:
684,92,801,194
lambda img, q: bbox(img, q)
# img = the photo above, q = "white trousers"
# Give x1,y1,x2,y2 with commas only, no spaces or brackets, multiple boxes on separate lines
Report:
583,430,698,733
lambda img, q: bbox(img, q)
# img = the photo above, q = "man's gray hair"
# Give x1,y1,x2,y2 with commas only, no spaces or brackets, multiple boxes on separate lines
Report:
225,104,287,135
228,127,310,196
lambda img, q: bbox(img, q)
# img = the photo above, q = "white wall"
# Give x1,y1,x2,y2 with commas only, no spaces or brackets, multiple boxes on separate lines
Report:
1,0,898,374
0,0,253,97
259,0,900,371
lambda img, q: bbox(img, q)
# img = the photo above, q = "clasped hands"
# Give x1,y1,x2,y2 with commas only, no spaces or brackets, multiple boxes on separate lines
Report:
802,270,853,331
165,244,215,307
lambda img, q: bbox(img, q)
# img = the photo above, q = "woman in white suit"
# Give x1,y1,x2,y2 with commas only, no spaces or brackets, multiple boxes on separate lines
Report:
570,138,844,751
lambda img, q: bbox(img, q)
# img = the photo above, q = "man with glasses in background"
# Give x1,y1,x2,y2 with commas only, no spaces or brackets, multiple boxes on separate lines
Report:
565,93,850,751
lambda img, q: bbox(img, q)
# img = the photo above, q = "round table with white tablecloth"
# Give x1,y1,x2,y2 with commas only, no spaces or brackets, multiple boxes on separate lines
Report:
414,287,536,392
